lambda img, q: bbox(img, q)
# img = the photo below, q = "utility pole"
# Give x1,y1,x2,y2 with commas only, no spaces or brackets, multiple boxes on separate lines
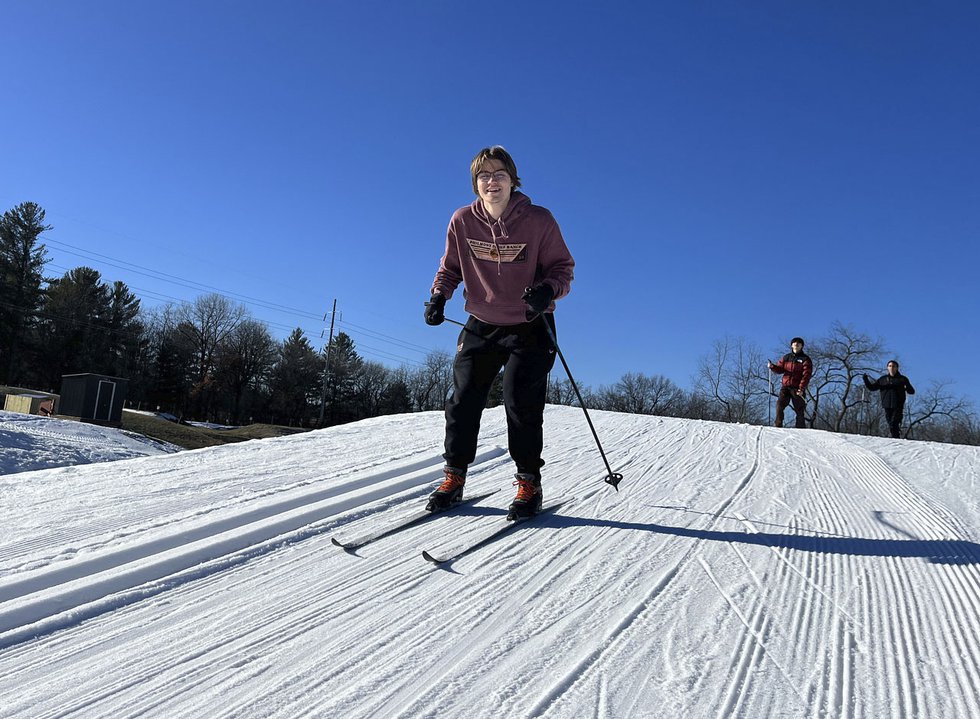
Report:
318,299,338,427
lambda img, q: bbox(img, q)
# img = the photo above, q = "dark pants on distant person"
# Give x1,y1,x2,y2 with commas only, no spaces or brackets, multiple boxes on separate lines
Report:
444,315,557,478
885,406,904,438
775,387,806,428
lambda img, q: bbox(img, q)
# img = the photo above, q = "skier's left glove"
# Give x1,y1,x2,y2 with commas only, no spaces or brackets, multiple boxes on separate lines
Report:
522,284,555,315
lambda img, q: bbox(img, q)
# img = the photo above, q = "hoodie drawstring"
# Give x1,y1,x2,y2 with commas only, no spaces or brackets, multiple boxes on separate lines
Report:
491,216,509,275
475,194,522,276
478,207,509,276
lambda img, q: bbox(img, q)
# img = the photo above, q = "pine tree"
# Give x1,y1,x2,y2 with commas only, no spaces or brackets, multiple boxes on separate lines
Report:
324,332,364,425
37,267,111,387
0,202,51,384
214,320,277,424
104,280,144,378
268,328,322,426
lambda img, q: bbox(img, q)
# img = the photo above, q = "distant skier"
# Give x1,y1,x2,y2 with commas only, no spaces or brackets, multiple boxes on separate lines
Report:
423,145,575,519
863,360,916,438
768,337,813,429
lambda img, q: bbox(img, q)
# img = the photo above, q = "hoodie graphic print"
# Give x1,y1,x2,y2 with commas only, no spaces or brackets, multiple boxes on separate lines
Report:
431,192,575,326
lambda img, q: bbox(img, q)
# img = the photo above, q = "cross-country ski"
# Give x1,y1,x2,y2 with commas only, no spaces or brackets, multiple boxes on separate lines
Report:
421,497,574,565
330,490,499,550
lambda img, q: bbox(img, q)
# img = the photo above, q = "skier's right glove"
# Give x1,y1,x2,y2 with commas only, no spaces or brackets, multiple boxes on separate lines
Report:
424,293,446,326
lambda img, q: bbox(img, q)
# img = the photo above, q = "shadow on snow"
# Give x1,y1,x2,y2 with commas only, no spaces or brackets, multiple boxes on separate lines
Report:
543,510,980,565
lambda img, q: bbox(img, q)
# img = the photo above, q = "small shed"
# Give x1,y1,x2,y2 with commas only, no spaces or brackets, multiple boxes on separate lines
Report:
4,393,50,415
0,385,59,416
59,373,129,425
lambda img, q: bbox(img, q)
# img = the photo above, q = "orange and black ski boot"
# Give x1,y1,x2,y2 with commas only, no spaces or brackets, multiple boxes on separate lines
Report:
426,466,466,512
507,473,543,520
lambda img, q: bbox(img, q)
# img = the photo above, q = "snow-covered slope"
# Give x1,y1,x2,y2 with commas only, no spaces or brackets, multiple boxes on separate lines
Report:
0,407,978,718
0,410,179,475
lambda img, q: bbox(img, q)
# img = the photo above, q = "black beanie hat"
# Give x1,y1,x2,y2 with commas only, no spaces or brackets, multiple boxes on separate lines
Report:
791,337,805,347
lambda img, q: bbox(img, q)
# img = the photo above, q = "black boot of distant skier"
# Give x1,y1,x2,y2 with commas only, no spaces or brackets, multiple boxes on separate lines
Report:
426,466,466,512
507,473,543,521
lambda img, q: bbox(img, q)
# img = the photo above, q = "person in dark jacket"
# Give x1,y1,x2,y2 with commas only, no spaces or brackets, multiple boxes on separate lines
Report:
768,337,813,428
423,145,575,520
864,360,915,438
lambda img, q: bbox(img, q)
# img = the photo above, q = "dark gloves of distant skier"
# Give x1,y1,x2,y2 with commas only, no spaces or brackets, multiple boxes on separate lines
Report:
522,284,555,315
424,293,447,326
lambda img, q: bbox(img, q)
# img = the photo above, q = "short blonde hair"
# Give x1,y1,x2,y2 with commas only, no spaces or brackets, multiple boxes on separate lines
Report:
470,146,521,195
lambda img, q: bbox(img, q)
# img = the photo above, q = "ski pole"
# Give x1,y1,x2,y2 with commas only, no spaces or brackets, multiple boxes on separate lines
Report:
767,364,773,425
536,315,623,490
445,315,623,491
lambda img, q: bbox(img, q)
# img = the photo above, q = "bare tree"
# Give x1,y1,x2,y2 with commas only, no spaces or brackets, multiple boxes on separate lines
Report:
680,391,715,421
807,322,885,433
407,350,454,411
943,413,980,446
214,319,277,424
600,372,684,416
546,377,580,406
176,293,247,419
352,361,393,419
696,336,768,423
904,380,973,440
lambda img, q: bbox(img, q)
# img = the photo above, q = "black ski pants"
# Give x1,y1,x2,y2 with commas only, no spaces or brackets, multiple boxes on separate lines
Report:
775,387,807,428
885,406,904,438
444,315,557,478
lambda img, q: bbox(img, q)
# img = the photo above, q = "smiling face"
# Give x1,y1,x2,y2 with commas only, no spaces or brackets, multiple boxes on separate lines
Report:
475,159,513,218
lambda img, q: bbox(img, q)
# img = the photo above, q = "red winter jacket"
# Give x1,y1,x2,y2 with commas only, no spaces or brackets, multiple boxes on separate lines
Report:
770,352,813,392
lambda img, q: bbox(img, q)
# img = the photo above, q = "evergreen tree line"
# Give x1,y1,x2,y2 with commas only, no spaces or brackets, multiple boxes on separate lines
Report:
2,201,977,443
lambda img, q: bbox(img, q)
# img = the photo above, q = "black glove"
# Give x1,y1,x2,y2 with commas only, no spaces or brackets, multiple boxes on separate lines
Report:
424,293,446,326
522,284,555,315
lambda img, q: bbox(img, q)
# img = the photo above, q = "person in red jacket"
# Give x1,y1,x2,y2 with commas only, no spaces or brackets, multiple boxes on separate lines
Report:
768,337,813,428
423,146,575,520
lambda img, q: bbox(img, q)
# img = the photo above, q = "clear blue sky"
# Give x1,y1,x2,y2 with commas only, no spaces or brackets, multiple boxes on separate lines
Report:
3,2,979,405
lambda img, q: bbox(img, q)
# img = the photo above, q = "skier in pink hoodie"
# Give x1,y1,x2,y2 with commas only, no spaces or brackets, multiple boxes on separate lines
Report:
423,146,575,519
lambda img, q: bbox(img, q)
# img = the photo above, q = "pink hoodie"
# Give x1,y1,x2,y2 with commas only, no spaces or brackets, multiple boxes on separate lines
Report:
431,192,575,326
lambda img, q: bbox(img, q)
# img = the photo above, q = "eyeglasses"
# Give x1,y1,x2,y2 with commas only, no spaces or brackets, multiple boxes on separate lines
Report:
476,171,510,184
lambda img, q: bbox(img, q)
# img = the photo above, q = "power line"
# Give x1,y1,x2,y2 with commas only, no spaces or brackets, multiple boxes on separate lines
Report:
337,318,433,354
41,238,439,365
46,262,325,338
44,240,323,320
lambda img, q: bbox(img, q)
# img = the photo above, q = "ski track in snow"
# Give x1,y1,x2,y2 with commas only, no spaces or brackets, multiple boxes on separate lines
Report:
0,408,979,718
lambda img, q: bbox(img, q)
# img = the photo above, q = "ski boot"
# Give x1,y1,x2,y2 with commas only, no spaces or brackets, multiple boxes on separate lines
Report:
426,466,466,512
507,473,542,521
